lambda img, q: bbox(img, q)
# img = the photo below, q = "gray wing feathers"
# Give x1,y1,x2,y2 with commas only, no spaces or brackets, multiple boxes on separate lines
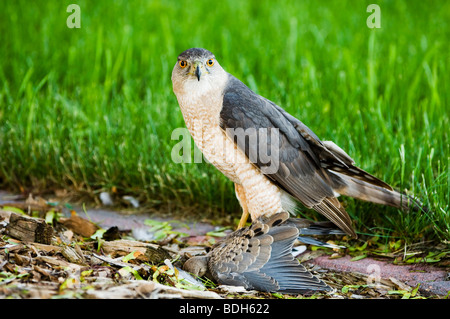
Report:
221,75,356,237
220,74,421,236
209,212,331,293
259,225,331,292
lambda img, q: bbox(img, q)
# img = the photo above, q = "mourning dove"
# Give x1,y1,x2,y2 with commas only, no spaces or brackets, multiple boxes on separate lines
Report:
183,212,341,294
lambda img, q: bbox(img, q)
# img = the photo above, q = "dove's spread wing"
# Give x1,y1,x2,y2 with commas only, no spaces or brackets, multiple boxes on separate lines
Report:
208,212,331,293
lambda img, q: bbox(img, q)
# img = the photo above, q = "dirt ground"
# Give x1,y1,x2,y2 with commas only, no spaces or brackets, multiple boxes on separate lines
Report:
0,191,448,299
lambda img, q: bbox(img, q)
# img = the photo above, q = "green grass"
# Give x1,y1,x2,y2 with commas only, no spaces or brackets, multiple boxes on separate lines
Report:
0,0,448,242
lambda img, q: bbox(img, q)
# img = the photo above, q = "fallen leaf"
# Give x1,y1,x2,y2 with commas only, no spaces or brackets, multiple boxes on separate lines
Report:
122,250,143,262
389,277,411,291
2,206,26,216
351,254,367,261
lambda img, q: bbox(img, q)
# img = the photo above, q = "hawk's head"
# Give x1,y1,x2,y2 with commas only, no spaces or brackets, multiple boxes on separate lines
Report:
172,48,227,95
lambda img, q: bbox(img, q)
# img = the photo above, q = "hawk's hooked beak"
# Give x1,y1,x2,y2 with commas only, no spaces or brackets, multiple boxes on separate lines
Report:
195,64,201,81
189,61,205,81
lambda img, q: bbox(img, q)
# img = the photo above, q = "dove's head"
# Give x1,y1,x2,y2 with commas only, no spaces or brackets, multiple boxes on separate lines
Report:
183,255,209,277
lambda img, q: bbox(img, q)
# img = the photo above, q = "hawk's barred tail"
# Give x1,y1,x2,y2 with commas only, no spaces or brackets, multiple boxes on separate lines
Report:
332,172,427,212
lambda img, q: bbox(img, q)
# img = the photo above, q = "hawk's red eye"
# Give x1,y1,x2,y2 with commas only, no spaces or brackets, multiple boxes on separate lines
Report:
179,60,188,68
206,59,214,67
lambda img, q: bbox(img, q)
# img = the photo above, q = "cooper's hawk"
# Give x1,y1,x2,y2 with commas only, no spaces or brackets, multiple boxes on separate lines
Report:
183,212,333,293
172,48,423,238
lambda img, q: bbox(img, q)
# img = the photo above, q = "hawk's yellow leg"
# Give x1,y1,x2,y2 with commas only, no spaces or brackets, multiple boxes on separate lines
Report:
235,183,249,229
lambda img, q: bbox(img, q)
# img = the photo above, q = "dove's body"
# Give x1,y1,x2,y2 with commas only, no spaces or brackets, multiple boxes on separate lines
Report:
183,212,335,293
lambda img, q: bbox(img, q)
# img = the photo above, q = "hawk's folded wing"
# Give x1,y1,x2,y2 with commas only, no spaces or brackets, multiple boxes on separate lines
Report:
219,75,356,237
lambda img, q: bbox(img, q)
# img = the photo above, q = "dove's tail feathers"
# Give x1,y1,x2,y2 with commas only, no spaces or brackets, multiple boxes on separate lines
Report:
332,172,427,212
296,236,344,249
287,219,346,236
284,218,345,248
